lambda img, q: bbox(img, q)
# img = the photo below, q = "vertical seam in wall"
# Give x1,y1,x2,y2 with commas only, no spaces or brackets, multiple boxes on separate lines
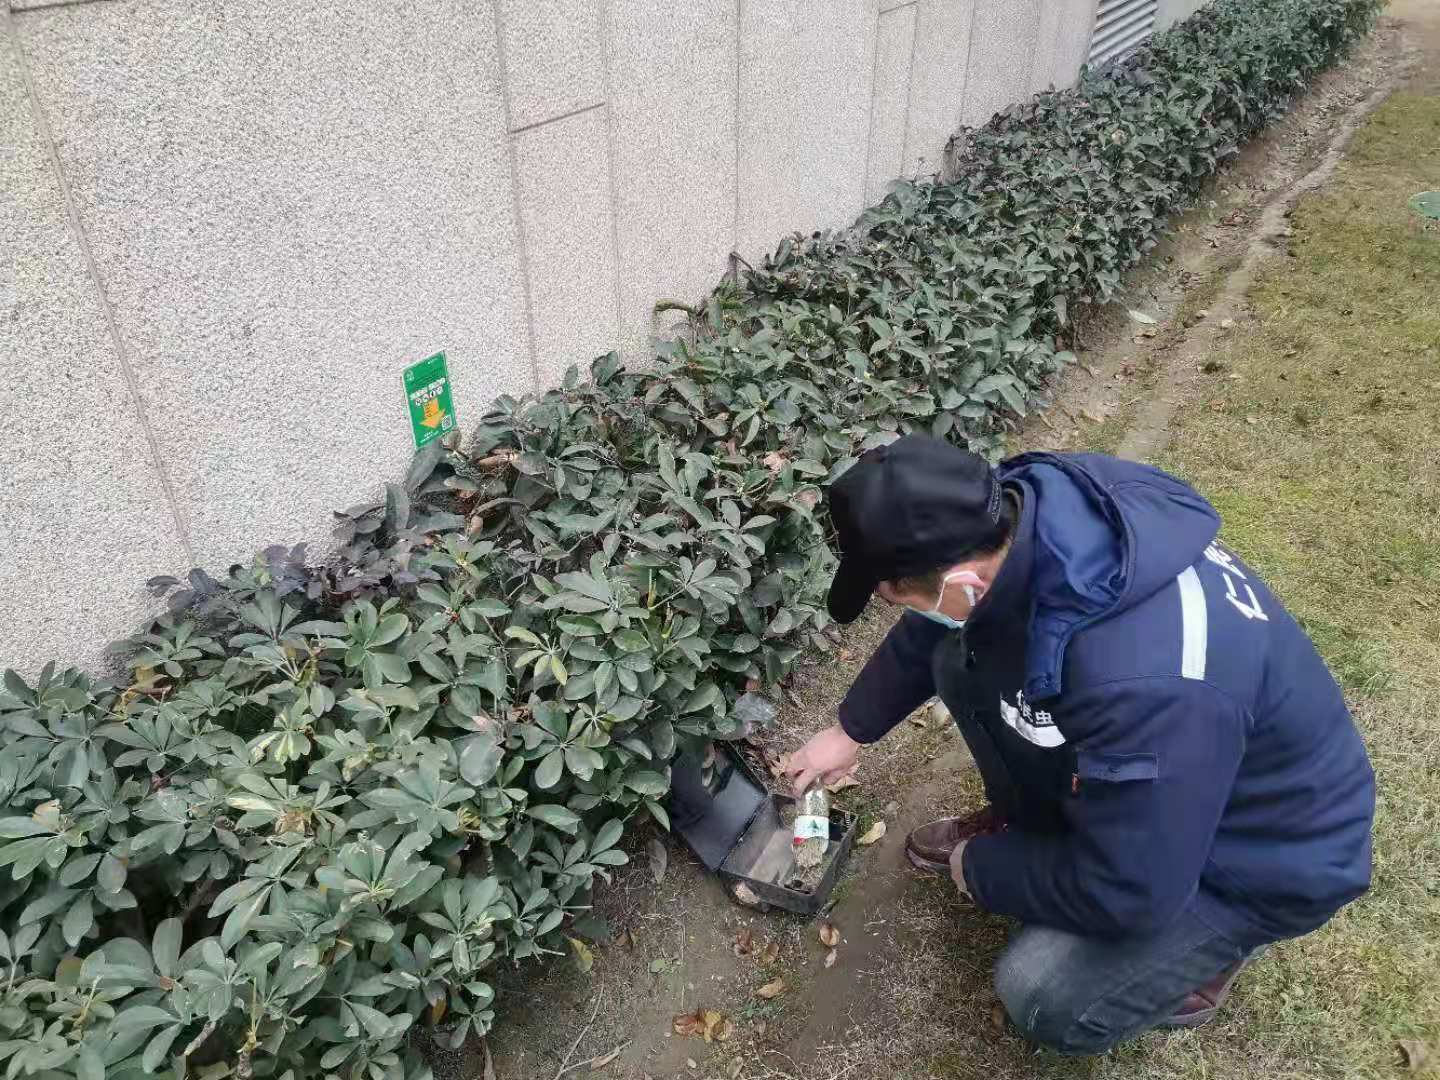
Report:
862,3,881,207
593,0,625,357
1022,0,1042,94
731,0,742,259
899,3,920,177
1081,0,1101,75
1028,1,1047,91
4,7,197,566
490,0,544,393
1036,0,1067,92
958,0,979,127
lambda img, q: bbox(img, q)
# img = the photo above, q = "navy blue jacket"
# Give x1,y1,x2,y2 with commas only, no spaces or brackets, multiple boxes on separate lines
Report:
838,452,1374,946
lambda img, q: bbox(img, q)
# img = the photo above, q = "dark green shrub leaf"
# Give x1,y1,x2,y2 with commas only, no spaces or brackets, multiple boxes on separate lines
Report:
535,749,565,789
527,804,581,833
624,770,669,798
459,736,503,787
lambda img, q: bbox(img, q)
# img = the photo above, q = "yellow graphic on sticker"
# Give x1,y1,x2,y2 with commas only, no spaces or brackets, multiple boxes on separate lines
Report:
420,398,446,429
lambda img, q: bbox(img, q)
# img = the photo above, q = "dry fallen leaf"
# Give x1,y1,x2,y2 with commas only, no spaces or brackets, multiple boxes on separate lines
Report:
990,1002,1007,1031
1398,1040,1430,1072
674,1011,704,1038
824,948,838,969
674,1008,729,1042
482,1041,496,1080
727,1060,744,1079
758,939,781,966
756,978,787,1000
567,936,594,975
648,837,669,885
686,1059,698,1070
590,1046,623,1071
732,882,763,907
817,922,841,948
825,770,861,793
733,927,754,957
857,820,887,845
907,713,928,728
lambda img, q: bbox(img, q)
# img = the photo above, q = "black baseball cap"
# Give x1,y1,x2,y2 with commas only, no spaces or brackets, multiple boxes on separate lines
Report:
825,435,1002,623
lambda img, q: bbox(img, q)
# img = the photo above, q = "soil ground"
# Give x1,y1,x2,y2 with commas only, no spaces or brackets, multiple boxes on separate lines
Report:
484,6,1440,1077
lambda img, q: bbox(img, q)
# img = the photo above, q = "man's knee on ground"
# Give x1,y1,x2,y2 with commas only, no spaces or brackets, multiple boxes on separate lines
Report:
993,932,1125,1057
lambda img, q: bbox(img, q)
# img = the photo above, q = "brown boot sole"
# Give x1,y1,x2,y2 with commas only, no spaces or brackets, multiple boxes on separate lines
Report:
904,845,952,875
1162,1003,1221,1029
1159,955,1255,1030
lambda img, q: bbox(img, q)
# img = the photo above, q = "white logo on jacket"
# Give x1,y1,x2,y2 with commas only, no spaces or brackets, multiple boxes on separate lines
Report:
999,689,1066,748
1205,543,1269,622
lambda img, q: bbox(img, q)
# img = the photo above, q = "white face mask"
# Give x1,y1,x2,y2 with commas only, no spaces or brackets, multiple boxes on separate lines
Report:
907,571,985,630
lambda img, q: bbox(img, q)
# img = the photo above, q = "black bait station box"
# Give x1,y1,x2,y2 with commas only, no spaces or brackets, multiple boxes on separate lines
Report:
670,745,858,916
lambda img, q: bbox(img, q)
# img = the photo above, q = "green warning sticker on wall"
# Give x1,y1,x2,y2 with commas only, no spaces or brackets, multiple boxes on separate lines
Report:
403,352,456,449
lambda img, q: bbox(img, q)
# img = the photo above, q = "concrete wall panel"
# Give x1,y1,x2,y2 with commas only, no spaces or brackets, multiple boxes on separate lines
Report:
960,0,1041,127
498,0,606,130
866,3,918,204
1,0,1121,671
603,0,737,363
0,17,189,675
15,0,533,571
1156,0,1210,32
904,0,975,177
737,0,877,257
1032,0,1097,93
512,106,621,386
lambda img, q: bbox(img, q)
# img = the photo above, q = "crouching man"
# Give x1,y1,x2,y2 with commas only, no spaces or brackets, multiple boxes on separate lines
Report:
785,436,1374,1055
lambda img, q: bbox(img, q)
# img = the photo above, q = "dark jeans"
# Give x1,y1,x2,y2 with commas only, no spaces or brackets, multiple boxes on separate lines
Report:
955,705,1259,1055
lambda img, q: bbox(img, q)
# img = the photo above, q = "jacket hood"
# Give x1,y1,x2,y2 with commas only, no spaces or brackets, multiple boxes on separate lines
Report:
997,452,1221,699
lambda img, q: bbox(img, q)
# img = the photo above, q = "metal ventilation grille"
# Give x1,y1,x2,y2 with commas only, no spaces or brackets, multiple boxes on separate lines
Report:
1088,0,1159,67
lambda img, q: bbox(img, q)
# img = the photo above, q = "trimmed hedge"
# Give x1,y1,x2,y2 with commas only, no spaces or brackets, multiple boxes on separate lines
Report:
0,2,1379,1079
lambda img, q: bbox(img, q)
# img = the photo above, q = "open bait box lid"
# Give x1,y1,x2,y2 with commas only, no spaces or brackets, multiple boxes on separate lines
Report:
671,746,857,916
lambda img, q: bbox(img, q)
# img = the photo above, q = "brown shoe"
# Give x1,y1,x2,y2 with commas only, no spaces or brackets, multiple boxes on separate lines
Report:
905,806,1008,874
1161,956,1254,1029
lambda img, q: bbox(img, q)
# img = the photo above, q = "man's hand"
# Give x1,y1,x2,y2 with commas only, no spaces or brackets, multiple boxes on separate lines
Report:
949,838,972,899
783,724,861,797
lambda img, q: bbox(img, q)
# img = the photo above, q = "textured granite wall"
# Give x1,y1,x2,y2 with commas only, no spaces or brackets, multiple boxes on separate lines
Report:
1,0,1192,673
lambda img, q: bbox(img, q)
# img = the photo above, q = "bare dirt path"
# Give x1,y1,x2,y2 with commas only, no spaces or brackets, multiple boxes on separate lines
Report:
1115,33,1418,462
